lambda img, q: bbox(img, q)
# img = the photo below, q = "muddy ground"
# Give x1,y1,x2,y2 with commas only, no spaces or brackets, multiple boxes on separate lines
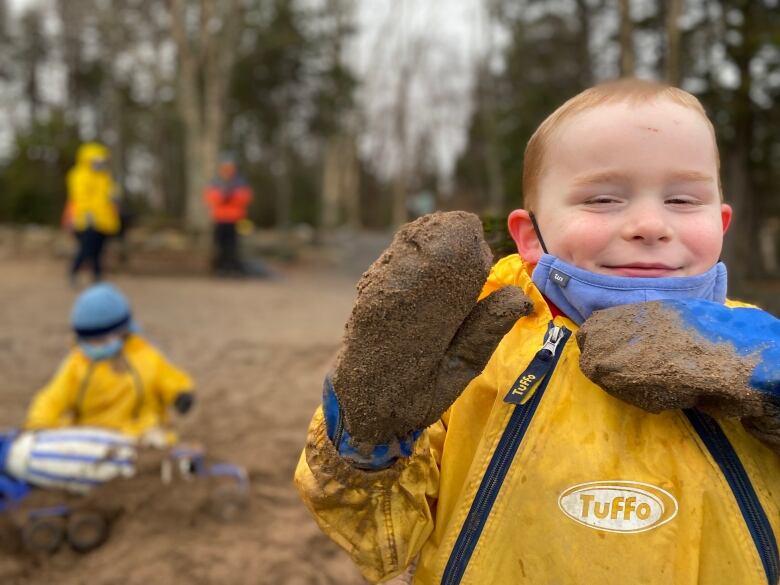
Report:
0,247,394,585
1,234,777,585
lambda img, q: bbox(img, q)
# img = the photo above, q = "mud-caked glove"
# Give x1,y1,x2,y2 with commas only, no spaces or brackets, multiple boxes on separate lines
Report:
576,299,780,452
326,211,534,469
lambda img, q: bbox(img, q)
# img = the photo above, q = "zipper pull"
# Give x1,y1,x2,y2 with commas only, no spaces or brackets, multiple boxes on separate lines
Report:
504,324,569,405
539,325,566,359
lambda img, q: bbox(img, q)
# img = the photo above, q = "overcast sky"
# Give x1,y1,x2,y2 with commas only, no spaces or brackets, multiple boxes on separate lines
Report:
351,0,489,181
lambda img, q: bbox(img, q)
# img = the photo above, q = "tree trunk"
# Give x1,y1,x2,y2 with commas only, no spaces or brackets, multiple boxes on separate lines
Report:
721,3,755,289
321,138,341,229
391,59,412,228
170,0,242,232
476,3,505,216
321,134,360,230
274,145,292,234
618,0,635,77
574,0,593,87
342,136,361,230
665,0,683,85
479,83,504,216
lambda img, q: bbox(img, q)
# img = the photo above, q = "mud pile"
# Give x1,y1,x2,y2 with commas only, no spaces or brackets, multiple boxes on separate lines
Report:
0,450,232,577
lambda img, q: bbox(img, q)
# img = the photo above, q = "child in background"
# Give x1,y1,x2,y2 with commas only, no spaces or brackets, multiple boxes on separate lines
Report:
295,79,780,585
25,283,195,446
66,143,120,286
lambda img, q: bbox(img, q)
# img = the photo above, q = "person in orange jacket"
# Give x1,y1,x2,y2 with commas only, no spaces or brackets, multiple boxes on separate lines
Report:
203,153,253,275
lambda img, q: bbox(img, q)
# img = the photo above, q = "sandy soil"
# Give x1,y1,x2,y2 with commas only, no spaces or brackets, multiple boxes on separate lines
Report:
0,254,383,585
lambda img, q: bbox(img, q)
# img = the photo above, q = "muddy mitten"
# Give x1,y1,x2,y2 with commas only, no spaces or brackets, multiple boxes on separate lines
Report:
324,211,534,469
577,299,780,451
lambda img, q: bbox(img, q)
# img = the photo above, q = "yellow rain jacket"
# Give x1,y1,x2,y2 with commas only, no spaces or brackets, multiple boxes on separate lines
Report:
295,254,780,585
25,335,193,440
66,143,119,235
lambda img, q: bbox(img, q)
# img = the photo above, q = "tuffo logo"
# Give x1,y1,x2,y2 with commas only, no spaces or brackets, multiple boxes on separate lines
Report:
558,481,678,534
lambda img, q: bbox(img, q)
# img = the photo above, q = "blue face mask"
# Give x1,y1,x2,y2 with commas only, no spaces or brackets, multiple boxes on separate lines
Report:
79,337,124,361
531,254,728,325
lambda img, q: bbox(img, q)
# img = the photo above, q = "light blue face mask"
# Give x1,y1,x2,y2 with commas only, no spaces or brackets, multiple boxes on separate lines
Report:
531,254,728,325
79,337,124,361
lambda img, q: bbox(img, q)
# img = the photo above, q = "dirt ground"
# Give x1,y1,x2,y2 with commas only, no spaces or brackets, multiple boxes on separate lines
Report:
0,251,389,585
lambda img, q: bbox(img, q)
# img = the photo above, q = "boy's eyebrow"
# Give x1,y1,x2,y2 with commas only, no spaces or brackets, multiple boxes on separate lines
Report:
572,170,715,186
667,170,715,183
572,171,628,186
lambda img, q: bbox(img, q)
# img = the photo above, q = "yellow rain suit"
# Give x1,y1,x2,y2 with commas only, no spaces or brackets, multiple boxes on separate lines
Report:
66,143,119,235
25,335,193,440
295,254,780,585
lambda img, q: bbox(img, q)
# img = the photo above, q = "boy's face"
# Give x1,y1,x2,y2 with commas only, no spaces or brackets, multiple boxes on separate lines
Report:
509,99,732,277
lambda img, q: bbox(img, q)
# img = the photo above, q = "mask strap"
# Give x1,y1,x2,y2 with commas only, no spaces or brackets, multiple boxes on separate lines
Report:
528,212,549,254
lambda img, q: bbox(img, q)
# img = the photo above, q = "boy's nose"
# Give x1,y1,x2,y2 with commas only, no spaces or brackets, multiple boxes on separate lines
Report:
621,205,672,244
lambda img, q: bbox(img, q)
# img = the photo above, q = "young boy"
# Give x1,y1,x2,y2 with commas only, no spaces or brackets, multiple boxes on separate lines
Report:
25,283,195,445
295,79,780,585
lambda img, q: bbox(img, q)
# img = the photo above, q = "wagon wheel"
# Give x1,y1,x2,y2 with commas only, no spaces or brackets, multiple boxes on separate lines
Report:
22,516,65,554
66,510,109,553
208,483,248,523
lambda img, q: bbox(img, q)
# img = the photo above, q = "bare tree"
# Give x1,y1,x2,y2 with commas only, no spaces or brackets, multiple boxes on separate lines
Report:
19,9,46,123
574,0,595,87
720,1,757,286
321,134,360,230
476,0,505,216
618,0,635,76
390,55,413,227
170,0,243,231
319,0,360,230
665,0,684,85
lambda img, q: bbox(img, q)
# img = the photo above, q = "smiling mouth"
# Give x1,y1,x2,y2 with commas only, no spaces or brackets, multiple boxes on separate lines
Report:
602,263,681,277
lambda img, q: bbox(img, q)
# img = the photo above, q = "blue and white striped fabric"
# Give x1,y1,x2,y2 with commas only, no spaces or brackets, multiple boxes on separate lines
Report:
4,427,137,493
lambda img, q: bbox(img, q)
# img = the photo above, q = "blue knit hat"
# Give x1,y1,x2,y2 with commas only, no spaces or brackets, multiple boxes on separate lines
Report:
71,284,138,339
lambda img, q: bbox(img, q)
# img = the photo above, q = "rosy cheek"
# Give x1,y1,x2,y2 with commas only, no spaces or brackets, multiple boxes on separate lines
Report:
681,222,725,262
553,221,608,264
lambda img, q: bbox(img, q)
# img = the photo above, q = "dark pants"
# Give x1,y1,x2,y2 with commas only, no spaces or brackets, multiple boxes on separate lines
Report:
213,222,243,274
71,228,107,281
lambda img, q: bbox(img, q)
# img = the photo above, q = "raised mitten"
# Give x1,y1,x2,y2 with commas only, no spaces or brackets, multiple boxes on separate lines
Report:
331,211,534,451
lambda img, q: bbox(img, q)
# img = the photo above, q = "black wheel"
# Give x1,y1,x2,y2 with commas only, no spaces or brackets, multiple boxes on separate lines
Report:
22,516,65,554
208,483,248,522
66,510,109,553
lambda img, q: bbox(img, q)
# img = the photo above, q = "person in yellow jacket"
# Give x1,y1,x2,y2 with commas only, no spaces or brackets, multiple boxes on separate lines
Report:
25,283,195,446
66,143,120,286
295,79,780,585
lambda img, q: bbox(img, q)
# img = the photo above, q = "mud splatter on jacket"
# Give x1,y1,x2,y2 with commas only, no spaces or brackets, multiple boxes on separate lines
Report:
295,254,780,585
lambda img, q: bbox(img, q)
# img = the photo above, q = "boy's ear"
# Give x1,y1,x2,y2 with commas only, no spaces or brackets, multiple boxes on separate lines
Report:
720,203,733,233
507,209,543,264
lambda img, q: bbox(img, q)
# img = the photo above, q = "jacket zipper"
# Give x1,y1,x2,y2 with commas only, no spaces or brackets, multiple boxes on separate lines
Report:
684,409,779,585
441,323,571,585
504,324,568,405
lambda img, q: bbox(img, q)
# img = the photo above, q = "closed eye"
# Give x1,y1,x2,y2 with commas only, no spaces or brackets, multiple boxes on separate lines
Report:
665,196,701,206
584,196,621,205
